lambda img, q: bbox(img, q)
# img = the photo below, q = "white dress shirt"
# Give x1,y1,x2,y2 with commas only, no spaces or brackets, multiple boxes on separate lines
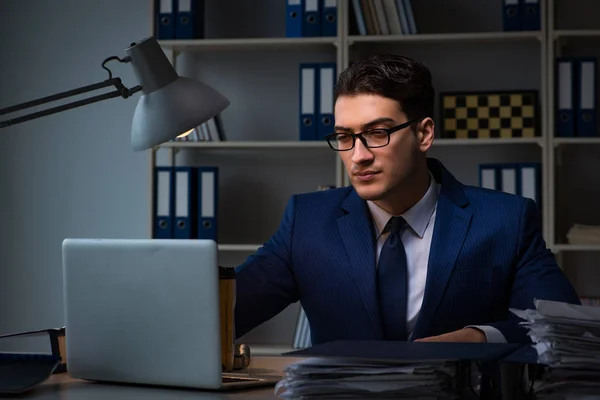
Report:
366,174,506,343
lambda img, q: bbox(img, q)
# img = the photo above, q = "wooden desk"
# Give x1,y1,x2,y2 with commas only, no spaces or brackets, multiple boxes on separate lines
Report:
5,356,303,400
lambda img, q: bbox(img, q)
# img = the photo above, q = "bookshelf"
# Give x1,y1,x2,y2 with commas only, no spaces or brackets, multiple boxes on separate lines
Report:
149,0,600,350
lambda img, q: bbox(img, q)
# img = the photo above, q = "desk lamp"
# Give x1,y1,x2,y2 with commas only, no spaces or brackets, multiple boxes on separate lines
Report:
0,37,229,151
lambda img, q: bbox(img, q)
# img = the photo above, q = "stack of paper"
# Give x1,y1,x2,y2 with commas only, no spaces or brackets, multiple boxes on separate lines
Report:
274,356,459,399
566,224,600,245
511,299,600,398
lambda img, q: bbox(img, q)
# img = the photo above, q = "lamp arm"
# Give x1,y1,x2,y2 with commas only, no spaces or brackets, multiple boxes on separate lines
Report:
0,79,141,129
0,54,142,129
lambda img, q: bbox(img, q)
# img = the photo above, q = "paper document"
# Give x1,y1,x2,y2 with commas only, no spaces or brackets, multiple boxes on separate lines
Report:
511,299,600,398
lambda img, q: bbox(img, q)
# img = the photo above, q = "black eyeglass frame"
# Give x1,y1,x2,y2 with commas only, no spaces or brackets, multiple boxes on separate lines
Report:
324,118,421,151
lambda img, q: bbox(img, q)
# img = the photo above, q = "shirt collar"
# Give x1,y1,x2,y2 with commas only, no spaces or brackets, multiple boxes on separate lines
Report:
367,173,440,239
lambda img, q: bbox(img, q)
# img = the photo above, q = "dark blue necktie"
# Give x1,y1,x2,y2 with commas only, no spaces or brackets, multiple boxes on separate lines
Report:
377,216,408,341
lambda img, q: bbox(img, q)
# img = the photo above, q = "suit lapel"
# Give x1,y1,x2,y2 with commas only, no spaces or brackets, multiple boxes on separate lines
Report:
411,160,473,340
337,189,383,337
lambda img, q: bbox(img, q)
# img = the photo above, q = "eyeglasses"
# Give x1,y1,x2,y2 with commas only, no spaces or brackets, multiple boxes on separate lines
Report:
325,119,420,151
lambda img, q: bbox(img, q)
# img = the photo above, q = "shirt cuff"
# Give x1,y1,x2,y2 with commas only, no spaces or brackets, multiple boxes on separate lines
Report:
466,325,507,343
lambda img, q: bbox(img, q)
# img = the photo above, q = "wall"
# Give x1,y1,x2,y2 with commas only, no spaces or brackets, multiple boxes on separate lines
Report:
0,0,151,335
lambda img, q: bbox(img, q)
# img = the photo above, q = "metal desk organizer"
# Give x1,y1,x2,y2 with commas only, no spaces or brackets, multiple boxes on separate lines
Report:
219,266,251,371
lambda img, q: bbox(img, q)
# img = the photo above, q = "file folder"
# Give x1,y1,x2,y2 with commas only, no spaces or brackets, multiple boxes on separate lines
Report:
518,163,541,208
174,0,204,40
479,164,499,191
155,0,175,40
556,58,575,137
173,167,198,239
520,0,540,31
576,57,597,137
302,0,321,37
299,63,318,141
321,0,337,37
284,340,522,363
153,166,174,239
317,63,336,140
500,164,517,195
502,0,520,31
197,166,218,241
286,0,303,38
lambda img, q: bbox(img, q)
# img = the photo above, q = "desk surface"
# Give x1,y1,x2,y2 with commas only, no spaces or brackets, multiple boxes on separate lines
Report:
6,356,302,400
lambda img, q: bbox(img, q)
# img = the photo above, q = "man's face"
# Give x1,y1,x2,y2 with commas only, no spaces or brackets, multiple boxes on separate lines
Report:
333,94,428,202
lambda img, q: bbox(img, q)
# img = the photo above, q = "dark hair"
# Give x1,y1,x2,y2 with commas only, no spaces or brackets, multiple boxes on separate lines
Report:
334,53,435,121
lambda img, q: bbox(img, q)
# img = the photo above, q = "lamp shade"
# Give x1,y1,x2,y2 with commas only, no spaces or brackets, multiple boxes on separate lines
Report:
126,37,230,151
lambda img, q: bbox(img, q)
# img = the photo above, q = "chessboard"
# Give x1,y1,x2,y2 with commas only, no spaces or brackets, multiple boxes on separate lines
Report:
440,91,539,139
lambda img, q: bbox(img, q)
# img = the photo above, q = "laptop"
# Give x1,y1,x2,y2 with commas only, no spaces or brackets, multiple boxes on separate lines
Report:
61,238,281,390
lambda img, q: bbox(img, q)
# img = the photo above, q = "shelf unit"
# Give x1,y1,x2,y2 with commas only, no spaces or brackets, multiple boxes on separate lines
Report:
149,0,600,345
547,0,600,260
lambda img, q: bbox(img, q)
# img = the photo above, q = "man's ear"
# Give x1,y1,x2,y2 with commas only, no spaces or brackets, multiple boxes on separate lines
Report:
418,117,435,152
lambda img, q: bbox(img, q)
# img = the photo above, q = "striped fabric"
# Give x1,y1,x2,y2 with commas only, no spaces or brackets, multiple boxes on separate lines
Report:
234,158,580,345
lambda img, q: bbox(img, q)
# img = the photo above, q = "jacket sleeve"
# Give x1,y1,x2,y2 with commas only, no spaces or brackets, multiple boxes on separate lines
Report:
488,197,581,343
233,195,299,339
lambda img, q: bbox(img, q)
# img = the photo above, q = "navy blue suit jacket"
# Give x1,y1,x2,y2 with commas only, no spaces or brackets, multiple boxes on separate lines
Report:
234,158,580,344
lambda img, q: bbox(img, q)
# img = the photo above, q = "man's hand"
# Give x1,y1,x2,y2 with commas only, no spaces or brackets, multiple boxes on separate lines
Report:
413,327,487,343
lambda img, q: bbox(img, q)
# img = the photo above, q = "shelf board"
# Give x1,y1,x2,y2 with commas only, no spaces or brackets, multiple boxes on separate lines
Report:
160,138,543,149
158,37,338,52
434,137,544,146
218,244,262,252
158,141,330,149
348,31,542,45
554,137,600,145
553,244,600,252
553,30,600,39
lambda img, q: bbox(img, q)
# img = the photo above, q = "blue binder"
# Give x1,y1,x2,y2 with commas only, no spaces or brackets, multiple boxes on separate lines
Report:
520,0,540,31
518,162,541,208
153,166,174,239
502,0,521,31
317,63,336,140
299,63,319,140
286,0,303,38
173,167,198,239
479,163,500,191
155,0,175,40
321,0,337,37
303,0,321,37
576,57,597,137
197,166,218,241
556,58,576,137
174,0,204,39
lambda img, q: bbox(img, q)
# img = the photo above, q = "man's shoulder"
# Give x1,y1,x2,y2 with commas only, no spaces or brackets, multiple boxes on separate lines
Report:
461,184,533,214
293,186,353,205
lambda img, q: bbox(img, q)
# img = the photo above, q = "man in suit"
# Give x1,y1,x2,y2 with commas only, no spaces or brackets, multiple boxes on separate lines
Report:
234,54,580,345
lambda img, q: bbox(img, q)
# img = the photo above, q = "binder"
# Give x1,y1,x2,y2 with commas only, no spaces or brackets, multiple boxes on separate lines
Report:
317,63,336,140
302,0,321,37
174,0,204,40
519,163,541,208
321,0,337,37
479,164,499,190
173,167,198,239
556,58,575,137
351,0,367,36
576,57,597,137
299,63,318,141
286,0,303,38
502,0,520,31
153,166,174,239
521,0,540,31
197,166,218,241
500,164,517,195
155,0,175,40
